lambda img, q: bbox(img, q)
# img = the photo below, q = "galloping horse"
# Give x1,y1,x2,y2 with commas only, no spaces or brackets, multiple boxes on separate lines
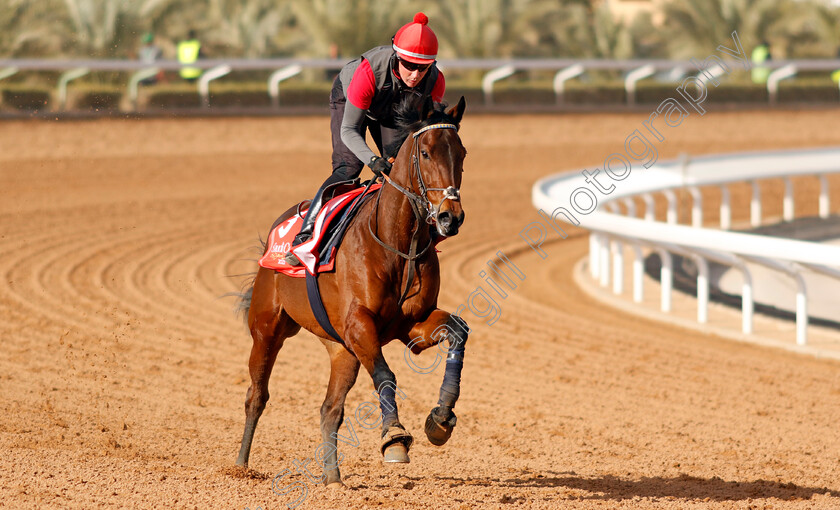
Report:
235,97,470,487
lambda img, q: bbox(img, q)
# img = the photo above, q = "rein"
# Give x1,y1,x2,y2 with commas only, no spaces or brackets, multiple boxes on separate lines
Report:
367,122,459,305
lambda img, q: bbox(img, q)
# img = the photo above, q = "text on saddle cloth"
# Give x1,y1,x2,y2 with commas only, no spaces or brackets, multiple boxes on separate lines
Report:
259,184,382,277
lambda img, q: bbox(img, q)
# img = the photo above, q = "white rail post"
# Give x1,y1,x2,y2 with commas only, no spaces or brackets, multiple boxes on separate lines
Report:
694,255,709,323
658,249,673,312
642,193,655,221
688,186,703,227
750,180,762,227
697,65,727,86
794,271,808,346
590,234,600,279
268,64,302,108
666,245,710,324
0,67,18,83
128,68,160,111
667,66,687,82
767,64,797,105
198,64,232,107
622,197,637,217
631,243,644,303
553,64,584,105
720,185,731,230
599,236,611,288
482,65,516,105
613,240,624,295
58,67,90,110
0,66,18,106
783,177,794,222
663,189,678,224
625,64,655,107
819,174,830,218
738,261,754,334
743,256,808,345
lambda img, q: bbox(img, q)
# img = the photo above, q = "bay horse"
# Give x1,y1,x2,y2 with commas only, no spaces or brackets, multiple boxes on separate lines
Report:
235,97,469,487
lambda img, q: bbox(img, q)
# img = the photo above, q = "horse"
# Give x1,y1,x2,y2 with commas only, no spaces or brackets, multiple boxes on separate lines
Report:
234,96,470,488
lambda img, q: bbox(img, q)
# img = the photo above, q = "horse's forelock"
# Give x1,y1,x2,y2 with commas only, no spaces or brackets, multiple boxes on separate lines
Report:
385,97,458,158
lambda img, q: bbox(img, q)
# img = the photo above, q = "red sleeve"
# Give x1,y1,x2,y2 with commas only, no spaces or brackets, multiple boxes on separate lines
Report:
346,59,376,110
431,71,445,103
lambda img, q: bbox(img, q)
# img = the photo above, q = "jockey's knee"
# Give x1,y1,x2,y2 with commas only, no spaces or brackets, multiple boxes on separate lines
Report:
333,163,362,181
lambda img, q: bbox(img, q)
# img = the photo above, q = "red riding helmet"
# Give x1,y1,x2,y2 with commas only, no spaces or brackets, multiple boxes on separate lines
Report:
392,12,438,65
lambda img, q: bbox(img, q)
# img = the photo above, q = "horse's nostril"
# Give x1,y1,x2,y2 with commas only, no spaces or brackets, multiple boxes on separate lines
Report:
438,211,453,228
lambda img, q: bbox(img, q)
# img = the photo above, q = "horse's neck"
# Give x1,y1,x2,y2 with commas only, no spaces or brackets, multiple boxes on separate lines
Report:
374,163,428,253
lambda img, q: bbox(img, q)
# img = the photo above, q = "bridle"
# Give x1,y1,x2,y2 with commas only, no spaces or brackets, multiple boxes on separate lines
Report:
369,122,461,258
404,122,461,225
380,123,460,224
368,122,461,304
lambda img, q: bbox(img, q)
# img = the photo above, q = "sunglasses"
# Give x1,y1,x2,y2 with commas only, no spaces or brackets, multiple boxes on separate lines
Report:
398,58,432,73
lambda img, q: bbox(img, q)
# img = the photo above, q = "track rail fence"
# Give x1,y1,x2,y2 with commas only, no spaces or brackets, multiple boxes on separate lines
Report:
532,147,840,346
1,58,840,111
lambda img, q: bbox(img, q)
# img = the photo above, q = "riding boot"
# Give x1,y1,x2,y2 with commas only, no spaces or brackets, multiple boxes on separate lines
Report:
285,167,358,266
284,187,328,266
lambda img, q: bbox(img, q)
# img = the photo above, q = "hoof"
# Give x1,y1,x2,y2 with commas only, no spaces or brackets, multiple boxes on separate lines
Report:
383,442,410,463
425,407,457,446
380,425,414,463
326,481,346,490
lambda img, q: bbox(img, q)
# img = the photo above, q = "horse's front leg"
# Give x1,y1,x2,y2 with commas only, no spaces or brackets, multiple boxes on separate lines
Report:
344,305,414,463
406,309,469,446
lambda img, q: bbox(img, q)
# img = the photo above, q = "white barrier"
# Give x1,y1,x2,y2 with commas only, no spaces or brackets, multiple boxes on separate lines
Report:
3,57,840,110
532,147,840,345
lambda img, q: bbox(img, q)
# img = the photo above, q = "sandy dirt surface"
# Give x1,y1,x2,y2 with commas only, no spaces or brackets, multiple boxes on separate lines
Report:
2,109,840,510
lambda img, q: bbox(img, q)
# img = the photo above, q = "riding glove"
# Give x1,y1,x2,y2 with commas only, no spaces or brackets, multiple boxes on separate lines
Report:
369,156,393,177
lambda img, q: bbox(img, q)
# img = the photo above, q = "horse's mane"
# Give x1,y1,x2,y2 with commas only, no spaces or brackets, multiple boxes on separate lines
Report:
383,96,454,158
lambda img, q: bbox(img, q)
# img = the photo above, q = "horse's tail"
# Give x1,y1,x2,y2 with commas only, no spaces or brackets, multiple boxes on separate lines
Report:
226,235,266,324
233,283,254,323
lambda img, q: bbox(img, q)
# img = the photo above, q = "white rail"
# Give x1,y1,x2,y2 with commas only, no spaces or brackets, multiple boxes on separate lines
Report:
532,147,840,345
268,64,302,108
2,58,840,110
198,64,232,107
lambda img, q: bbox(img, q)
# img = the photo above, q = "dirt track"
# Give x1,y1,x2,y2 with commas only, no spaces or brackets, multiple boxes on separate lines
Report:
3,109,840,510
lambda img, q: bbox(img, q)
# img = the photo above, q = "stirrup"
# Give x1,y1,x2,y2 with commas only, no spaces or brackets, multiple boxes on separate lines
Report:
285,227,312,267
292,231,310,245
284,251,302,266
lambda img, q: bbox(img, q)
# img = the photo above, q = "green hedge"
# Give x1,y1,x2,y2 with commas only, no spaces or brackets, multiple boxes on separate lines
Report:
2,88,51,111
72,90,122,110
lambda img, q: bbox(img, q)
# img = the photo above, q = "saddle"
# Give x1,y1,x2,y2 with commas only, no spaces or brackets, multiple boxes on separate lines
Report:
259,181,382,277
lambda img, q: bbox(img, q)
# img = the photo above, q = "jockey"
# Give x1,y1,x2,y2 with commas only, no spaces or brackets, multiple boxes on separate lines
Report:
286,12,445,266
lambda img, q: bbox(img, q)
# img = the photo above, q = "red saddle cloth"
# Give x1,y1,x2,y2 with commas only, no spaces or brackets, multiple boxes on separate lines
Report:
259,185,381,277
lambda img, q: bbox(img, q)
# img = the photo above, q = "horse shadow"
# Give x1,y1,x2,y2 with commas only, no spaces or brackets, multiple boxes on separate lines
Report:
433,472,839,502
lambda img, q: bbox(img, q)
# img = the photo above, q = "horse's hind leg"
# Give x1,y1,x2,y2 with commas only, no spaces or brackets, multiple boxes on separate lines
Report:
236,276,301,467
318,340,360,487
405,310,469,447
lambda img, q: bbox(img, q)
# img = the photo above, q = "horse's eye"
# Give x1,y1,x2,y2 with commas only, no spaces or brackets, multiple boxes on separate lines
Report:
421,150,430,159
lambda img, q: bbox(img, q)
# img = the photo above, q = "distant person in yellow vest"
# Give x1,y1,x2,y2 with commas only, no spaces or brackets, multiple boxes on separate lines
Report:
751,40,771,84
178,30,203,82
832,47,840,85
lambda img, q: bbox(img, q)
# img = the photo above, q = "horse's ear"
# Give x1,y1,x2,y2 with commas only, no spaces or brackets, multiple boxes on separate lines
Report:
422,95,434,119
446,96,466,125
